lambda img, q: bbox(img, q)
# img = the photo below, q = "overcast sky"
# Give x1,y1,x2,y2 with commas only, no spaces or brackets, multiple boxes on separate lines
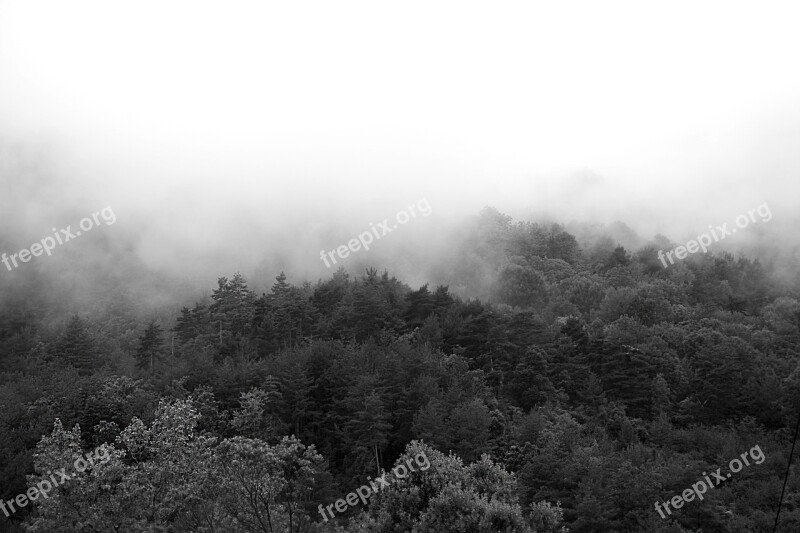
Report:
1,1,799,284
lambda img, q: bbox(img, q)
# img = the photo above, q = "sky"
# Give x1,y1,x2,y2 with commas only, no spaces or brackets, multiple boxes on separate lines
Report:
1,0,799,289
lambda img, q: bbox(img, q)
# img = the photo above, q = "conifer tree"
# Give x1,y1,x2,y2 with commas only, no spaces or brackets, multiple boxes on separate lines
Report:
136,321,165,371
52,315,99,374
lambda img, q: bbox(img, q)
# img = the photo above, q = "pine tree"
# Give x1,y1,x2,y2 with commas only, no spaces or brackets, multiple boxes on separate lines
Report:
279,363,311,436
173,307,195,344
341,374,392,476
266,272,316,349
136,321,165,371
210,273,256,337
404,284,435,329
52,315,99,374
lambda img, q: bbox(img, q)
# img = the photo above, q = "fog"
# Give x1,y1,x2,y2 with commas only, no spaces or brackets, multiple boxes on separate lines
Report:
1,1,799,309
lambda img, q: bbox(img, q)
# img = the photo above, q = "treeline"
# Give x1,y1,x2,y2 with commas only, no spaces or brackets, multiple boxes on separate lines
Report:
1,207,800,531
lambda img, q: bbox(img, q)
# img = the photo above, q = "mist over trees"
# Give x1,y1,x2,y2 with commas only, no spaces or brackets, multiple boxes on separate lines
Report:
2,1,800,530
1,206,799,532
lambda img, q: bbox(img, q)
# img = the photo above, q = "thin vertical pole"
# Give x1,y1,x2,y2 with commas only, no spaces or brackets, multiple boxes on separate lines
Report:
774,409,800,532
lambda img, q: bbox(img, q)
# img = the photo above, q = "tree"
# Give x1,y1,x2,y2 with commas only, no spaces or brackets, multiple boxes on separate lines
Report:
495,262,548,309
26,399,329,533
448,398,493,462
51,315,99,374
545,227,581,264
216,435,327,533
174,306,197,344
341,375,392,477
136,321,165,371
559,274,607,317
211,273,256,335
404,284,435,330
261,272,317,351
25,400,217,532
231,385,286,440
350,269,405,341
504,346,557,411
651,373,671,418
350,441,565,533
279,363,312,437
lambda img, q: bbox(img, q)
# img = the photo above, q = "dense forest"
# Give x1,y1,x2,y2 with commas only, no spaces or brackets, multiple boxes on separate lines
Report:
1,207,800,532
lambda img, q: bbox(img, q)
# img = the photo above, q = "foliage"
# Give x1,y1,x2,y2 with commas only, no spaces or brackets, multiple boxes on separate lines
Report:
0,207,798,532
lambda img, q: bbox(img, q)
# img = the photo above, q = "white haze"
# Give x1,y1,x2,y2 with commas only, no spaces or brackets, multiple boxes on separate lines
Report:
1,0,799,294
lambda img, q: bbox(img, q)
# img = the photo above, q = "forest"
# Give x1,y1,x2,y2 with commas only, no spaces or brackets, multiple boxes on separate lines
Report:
1,206,799,532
